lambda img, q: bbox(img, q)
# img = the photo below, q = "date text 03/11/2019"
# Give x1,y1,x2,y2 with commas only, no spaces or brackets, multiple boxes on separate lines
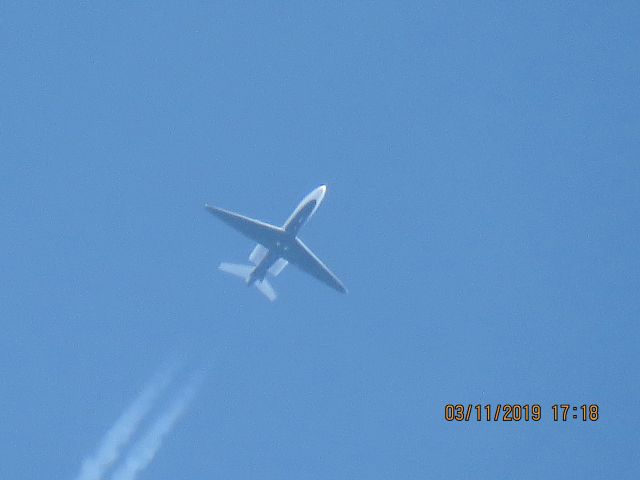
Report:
444,404,600,422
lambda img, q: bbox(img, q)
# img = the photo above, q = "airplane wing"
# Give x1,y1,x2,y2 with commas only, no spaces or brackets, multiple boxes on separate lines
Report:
284,238,347,294
205,204,284,247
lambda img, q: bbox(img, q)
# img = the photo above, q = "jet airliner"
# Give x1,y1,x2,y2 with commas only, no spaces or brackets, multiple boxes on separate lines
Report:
205,185,347,301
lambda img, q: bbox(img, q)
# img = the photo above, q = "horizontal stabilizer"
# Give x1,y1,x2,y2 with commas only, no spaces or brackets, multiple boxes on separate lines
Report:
255,279,277,301
218,262,277,301
219,262,253,282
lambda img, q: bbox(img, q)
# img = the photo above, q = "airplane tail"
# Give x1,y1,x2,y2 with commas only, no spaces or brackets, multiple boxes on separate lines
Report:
218,262,277,302
219,262,253,281
254,278,277,302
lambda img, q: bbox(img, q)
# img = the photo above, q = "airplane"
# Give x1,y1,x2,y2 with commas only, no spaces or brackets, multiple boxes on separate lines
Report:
205,185,347,301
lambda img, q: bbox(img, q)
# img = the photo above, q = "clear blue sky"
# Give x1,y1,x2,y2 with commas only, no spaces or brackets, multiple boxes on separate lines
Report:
2,2,639,479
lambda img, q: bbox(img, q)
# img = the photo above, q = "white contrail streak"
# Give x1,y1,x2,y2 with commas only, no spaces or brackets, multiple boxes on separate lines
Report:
109,372,204,480
73,365,177,480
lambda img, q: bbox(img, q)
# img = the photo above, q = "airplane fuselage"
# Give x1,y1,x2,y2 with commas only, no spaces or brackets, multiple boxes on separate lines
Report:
247,252,274,285
283,185,326,235
247,185,326,285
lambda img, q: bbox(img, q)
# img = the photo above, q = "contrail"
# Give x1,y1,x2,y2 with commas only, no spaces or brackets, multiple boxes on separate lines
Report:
109,372,204,480
73,365,178,480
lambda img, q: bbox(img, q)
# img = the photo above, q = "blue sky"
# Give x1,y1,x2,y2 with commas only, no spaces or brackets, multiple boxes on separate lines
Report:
2,2,639,479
